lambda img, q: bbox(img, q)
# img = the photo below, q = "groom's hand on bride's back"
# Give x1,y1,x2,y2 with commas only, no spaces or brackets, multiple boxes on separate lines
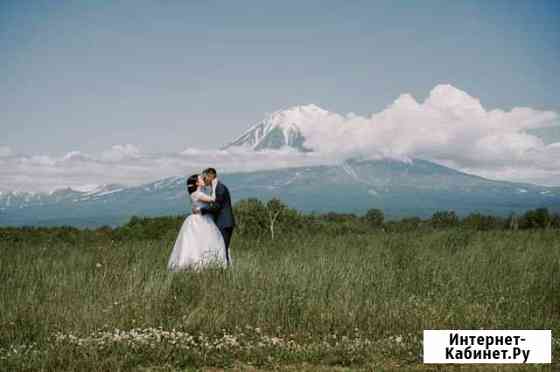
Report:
192,207,200,214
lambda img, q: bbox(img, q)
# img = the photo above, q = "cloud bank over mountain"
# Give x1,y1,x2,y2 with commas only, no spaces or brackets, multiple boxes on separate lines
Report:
0,146,326,192
1,85,559,192
248,84,559,186
0,145,12,157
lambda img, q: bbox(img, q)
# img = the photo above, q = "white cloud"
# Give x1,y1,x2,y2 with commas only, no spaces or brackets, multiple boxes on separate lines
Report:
100,144,141,162
293,85,557,157
1,84,559,192
0,145,12,157
286,84,560,185
0,145,328,192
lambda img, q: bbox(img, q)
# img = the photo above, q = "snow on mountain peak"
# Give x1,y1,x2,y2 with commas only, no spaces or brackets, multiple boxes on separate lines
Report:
44,184,124,196
222,104,331,151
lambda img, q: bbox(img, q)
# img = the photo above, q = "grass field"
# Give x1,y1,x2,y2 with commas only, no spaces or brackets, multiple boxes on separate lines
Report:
0,228,558,370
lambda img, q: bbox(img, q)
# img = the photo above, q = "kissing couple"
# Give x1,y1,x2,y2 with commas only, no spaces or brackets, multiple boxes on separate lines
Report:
167,168,235,271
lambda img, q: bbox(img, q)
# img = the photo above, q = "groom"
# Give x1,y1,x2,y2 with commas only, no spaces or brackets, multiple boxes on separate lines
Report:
195,168,235,265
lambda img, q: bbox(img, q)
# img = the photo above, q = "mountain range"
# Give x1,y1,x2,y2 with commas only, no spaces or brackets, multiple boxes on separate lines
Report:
2,104,559,227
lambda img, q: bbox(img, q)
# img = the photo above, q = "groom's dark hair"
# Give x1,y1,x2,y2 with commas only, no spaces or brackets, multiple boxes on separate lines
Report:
203,168,217,177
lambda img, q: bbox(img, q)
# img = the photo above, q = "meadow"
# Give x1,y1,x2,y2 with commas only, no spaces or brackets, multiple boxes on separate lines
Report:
0,205,558,371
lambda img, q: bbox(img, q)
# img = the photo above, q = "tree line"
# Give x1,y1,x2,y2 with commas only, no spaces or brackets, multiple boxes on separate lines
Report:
0,198,559,244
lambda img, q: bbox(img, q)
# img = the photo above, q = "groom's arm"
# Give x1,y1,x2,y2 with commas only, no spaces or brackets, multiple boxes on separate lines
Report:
199,184,225,215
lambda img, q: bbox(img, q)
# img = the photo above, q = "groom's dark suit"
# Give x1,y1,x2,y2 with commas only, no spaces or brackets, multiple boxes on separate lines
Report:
200,180,235,264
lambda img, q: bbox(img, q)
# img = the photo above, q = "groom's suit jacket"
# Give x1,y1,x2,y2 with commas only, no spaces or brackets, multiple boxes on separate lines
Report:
200,180,235,229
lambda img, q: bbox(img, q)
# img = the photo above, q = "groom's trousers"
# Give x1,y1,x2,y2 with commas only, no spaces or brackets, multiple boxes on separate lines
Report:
220,227,234,265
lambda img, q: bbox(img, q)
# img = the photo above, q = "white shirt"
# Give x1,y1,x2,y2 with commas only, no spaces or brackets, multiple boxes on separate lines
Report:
211,177,218,197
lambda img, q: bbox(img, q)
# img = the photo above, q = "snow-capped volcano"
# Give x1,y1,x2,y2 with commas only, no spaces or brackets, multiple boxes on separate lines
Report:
222,104,331,151
2,84,560,227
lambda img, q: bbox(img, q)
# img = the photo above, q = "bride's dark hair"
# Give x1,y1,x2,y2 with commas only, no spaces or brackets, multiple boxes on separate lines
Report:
186,174,199,195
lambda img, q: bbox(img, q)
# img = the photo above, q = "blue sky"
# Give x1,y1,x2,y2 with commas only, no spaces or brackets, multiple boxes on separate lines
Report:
1,0,559,191
2,0,559,154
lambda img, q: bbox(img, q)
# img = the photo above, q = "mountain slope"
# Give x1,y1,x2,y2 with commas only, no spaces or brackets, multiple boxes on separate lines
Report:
1,159,559,227
0,184,125,210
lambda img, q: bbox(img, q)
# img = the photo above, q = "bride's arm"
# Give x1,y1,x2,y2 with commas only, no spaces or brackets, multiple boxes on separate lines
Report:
192,189,215,203
199,184,224,215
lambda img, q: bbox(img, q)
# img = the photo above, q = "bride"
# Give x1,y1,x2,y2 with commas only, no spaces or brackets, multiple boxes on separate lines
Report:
167,174,227,271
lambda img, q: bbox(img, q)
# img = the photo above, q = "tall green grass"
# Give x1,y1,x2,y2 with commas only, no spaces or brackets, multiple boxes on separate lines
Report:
1,229,558,370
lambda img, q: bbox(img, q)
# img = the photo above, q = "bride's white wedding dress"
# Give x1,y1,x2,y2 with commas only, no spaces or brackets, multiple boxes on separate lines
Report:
167,186,227,271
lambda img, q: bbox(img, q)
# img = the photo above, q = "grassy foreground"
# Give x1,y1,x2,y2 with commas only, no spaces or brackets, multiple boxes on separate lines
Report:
0,228,558,370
